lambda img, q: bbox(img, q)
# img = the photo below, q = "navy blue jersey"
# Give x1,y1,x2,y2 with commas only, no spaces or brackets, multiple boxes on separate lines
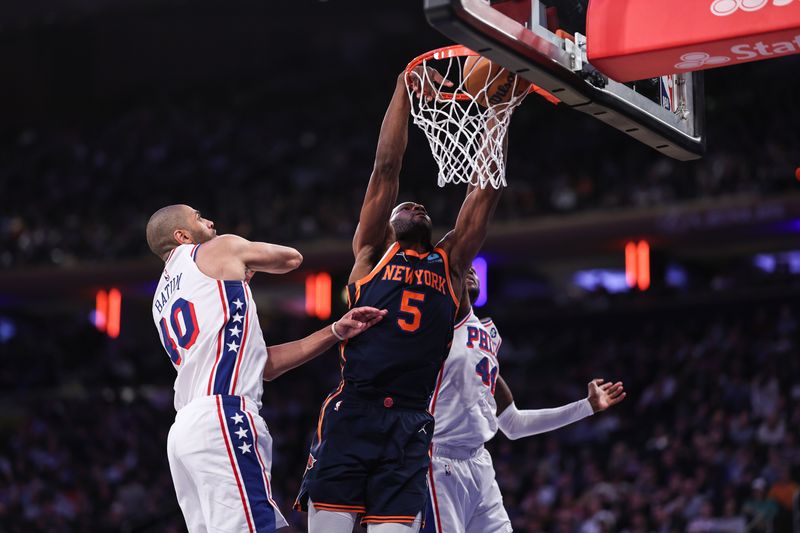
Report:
343,242,460,406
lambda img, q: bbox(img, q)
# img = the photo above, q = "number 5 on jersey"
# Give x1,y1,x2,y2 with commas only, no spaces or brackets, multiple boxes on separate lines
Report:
397,290,425,333
158,298,200,365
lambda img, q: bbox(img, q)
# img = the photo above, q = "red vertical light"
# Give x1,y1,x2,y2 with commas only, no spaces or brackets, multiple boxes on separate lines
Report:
107,288,122,339
625,242,638,288
637,241,650,291
306,274,317,317
315,272,332,320
95,290,108,332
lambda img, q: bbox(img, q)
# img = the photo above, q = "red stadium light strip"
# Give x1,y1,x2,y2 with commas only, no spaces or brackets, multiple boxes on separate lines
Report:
107,288,122,339
306,274,317,318
306,273,332,320
625,241,651,291
315,272,332,321
637,241,651,291
95,290,108,332
625,242,638,288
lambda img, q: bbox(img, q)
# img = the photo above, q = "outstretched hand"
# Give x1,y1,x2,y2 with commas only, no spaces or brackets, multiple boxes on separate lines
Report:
587,378,626,413
333,307,388,340
406,66,454,102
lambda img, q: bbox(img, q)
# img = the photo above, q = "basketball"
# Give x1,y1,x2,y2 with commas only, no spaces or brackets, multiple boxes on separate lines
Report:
462,55,530,108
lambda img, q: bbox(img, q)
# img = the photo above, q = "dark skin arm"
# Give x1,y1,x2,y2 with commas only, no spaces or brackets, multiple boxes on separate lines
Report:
349,75,410,284
350,67,453,284
495,374,515,416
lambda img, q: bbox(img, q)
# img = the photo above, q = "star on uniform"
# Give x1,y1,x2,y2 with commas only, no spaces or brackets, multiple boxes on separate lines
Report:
232,298,244,310
238,442,252,454
229,325,242,337
235,427,249,439
232,313,244,323
227,340,240,352
230,413,244,425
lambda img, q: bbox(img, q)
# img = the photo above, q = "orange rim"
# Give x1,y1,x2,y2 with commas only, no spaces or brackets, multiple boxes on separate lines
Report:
404,45,547,103
405,45,477,102
405,45,479,72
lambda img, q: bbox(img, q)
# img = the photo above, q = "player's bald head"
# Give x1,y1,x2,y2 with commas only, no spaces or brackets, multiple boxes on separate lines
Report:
146,204,195,259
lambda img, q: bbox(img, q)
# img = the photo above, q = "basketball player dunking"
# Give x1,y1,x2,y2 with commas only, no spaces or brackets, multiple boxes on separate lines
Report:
146,204,386,533
423,266,626,533
294,67,505,532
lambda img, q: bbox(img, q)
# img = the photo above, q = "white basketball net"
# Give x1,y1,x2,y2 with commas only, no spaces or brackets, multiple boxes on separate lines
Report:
405,47,530,189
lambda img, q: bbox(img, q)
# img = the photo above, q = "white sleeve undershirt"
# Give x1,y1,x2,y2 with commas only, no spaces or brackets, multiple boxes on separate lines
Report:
496,399,594,440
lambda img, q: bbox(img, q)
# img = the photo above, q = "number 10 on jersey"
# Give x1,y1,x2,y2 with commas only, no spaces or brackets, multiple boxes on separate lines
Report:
158,298,200,365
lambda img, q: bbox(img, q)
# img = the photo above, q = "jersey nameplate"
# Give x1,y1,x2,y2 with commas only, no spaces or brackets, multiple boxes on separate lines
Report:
154,272,183,314
380,264,447,295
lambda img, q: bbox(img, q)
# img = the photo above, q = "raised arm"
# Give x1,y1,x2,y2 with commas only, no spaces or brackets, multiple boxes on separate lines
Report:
350,75,411,281
438,185,503,283
495,376,626,440
263,307,387,381
195,234,303,280
350,67,453,283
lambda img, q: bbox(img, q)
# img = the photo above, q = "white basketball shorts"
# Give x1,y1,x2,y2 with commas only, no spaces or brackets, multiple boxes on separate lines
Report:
422,444,512,533
167,394,289,533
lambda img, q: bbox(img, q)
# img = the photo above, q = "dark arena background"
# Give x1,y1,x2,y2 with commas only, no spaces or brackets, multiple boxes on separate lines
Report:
2,1,800,532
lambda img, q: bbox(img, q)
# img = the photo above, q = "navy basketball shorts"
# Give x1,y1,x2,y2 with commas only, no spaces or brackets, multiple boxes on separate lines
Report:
296,388,435,525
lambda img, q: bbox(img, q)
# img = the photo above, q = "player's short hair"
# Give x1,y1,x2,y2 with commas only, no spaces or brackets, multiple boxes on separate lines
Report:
146,205,190,259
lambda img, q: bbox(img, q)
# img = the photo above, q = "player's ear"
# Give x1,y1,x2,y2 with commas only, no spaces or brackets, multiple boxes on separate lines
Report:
173,228,193,245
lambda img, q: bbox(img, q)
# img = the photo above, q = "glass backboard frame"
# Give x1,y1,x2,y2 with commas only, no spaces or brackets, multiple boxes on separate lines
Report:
424,0,706,161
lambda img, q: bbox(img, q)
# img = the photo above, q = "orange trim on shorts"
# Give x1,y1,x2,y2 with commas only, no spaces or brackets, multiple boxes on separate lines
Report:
354,242,401,303
313,502,367,513
316,381,344,443
435,247,460,310
362,515,418,523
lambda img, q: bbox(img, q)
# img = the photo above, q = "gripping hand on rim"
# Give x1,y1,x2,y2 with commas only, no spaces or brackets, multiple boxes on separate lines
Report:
406,66,453,102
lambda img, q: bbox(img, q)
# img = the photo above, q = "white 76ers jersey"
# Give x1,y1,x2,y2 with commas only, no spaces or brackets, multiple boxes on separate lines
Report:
430,310,502,449
152,243,269,412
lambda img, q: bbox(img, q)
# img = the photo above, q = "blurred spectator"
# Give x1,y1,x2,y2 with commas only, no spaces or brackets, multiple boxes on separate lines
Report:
743,478,779,531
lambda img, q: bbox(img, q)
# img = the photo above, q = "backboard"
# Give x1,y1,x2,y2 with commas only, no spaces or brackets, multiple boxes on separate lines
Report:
424,0,706,161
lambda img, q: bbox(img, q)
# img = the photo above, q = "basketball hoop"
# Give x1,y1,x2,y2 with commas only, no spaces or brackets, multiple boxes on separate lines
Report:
404,45,546,189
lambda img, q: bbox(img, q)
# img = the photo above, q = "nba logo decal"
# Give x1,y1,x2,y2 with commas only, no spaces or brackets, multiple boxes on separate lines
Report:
334,400,342,412
427,253,443,263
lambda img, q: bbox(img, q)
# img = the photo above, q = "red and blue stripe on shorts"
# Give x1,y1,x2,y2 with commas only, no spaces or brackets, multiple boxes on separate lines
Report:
216,395,279,532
